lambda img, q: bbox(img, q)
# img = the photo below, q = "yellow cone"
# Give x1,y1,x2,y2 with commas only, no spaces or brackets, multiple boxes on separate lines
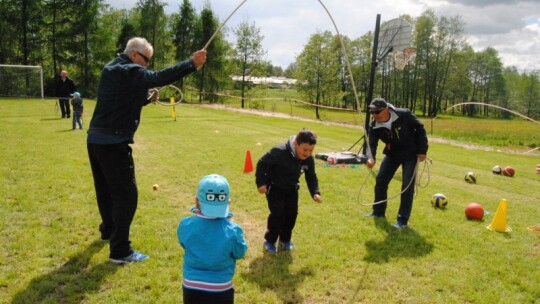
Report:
487,199,512,232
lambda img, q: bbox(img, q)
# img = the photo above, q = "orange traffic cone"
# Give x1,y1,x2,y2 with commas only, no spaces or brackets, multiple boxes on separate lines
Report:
244,150,254,173
486,199,512,232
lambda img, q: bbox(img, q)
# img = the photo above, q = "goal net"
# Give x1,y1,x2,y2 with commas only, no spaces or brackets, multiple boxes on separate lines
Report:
0,64,44,98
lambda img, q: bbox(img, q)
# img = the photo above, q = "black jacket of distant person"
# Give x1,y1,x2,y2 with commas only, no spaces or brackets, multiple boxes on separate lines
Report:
55,76,76,98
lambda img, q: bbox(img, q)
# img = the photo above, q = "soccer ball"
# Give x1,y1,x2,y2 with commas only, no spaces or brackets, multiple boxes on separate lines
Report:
502,166,515,177
464,172,477,184
465,203,484,220
431,193,448,208
491,165,502,175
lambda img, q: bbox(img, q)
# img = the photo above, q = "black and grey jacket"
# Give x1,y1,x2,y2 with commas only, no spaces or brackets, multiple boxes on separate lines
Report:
367,107,428,161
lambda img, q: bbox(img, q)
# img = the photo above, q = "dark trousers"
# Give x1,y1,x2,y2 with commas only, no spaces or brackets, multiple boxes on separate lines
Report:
373,156,417,225
72,111,82,129
183,287,234,304
264,185,298,244
87,142,137,258
59,98,70,117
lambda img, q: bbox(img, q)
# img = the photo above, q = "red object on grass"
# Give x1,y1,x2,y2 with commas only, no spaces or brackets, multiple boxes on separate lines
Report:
465,203,484,220
502,166,515,177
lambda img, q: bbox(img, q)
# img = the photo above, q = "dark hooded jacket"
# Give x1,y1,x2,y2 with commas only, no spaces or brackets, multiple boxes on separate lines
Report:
255,137,320,197
368,107,428,161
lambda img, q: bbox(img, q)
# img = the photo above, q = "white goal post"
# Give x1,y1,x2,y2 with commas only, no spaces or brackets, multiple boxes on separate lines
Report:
0,64,44,98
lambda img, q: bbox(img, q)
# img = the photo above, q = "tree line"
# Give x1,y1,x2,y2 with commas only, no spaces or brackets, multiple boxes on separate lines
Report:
1,0,538,119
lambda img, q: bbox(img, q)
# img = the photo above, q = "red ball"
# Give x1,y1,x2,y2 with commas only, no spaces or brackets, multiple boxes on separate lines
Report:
502,166,515,177
465,203,484,220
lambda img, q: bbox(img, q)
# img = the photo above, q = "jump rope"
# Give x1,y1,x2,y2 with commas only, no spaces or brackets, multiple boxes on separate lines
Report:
147,0,540,206
194,0,435,206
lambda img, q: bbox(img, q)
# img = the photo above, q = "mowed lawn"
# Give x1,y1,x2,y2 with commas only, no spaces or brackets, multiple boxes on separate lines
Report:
1,98,539,304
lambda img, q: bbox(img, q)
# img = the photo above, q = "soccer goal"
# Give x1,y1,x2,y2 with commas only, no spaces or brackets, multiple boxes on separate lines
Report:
0,64,44,98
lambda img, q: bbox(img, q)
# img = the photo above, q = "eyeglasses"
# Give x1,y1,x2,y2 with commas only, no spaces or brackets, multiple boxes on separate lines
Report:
206,193,227,202
370,109,383,115
136,51,150,64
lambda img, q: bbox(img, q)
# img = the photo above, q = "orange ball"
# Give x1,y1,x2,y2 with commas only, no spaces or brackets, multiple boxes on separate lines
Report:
502,166,515,177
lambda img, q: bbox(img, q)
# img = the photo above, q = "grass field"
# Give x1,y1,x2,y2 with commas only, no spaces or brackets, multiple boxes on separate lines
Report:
1,98,539,304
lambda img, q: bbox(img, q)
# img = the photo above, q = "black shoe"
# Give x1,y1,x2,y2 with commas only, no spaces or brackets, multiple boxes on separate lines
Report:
364,212,385,218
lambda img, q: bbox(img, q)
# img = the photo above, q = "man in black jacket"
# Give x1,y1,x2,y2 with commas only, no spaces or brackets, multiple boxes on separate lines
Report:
87,37,206,264
365,98,428,229
256,129,322,253
55,70,76,118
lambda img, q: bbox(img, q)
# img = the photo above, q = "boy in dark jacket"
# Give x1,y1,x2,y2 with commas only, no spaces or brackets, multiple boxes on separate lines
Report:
256,129,322,253
365,98,428,229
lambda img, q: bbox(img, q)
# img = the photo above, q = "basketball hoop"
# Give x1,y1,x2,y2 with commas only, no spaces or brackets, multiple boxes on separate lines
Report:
391,47,416,70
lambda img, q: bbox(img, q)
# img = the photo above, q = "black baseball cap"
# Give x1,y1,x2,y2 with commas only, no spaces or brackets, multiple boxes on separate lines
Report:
368,98,388,111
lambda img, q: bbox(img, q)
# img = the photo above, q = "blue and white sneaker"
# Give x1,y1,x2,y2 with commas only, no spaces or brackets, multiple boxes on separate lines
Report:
392,222,408,229
264,241,277,253
109,250,149,264
279,242,294,252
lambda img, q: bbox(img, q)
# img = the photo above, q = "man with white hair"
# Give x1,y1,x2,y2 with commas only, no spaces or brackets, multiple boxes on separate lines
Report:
87,37,207,264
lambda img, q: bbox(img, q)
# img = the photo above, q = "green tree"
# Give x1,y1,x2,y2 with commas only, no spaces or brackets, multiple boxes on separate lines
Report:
193,3,229,103
116,17,137,54
443,46,473,114
135,0,168,69
296,31,341,119
171,0,197,89
66,0,102,97
413,10,436,116
349,32,373,110
233,20,266,108
522,71,540,119
467,47,505,117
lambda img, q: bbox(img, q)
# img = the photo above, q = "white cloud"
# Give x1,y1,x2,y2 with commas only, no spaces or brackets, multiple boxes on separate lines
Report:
107,0,540,72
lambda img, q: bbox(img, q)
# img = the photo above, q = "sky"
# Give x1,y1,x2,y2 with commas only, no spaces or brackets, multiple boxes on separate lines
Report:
107,0,540,72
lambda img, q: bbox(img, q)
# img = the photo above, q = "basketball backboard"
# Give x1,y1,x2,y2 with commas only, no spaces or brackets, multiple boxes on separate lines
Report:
376,18,413,58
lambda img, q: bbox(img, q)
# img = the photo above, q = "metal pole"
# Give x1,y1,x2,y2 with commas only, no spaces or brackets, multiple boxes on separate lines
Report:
40,66,44,98
363,14,381,154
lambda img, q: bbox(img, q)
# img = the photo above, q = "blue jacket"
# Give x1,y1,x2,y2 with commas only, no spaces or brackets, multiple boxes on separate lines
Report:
88,54,196,142
178,210,248,292
368,107,428,161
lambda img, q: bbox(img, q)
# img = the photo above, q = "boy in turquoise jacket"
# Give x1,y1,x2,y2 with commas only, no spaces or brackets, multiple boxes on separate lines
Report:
178,174,248,304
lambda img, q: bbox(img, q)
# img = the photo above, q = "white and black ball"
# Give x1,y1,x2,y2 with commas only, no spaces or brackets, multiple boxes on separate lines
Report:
492,165,502,175
464,172,477,184
431,193,448,208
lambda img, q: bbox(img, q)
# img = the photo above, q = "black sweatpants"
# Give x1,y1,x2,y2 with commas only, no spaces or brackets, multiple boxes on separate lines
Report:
87,142,137,259
264,185,299,244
